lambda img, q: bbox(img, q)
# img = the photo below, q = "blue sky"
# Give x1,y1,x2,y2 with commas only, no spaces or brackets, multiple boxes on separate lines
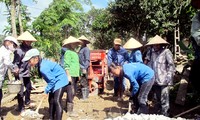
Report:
0,0,109,35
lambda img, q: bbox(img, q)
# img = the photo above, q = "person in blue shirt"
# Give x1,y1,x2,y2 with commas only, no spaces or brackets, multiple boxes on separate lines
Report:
78,35,90,99
123,38,143,63
22,48,69,120
110,62,154,114
107,38,129,98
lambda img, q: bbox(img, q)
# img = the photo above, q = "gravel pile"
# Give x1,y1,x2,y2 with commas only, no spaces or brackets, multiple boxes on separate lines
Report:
105,113,187,120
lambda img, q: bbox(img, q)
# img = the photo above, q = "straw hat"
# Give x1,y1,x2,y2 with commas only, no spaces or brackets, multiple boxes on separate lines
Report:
114,38,122,45
17,31,37,42
123,38,142,49
145,35,169,46
78,35,90,44
62,36,82,47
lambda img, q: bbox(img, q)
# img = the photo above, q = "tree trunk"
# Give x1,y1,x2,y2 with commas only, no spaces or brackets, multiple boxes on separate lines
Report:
11,0,17,37
17,0,23,34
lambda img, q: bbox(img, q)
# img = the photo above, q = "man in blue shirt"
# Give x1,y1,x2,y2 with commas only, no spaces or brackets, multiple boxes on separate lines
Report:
110,62,154,114
78,35,90,99
107,38,129,98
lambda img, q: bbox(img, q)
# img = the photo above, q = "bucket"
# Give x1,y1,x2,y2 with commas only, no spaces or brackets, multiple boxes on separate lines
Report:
7,83,22,94
105,80,114,91
81,87,89,100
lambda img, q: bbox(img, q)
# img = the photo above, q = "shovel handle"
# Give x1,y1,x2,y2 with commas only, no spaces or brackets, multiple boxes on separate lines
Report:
128,101,132,113
35,96,45,113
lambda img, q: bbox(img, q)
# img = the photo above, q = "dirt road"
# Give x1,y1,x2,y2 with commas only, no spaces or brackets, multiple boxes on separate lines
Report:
1,82,199,120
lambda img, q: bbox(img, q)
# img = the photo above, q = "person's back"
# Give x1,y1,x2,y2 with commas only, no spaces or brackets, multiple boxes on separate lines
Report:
122,63,154,95
129,49,143,63
40,59,69,93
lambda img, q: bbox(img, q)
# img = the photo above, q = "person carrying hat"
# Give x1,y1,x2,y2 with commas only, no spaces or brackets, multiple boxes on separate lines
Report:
144,35,175,116
189,0,200,93
0,36,19,115
123,37,143,63
12,31,37,113
78,35,90,99
22,48,68,120
107,38,129,98
63,36,81,117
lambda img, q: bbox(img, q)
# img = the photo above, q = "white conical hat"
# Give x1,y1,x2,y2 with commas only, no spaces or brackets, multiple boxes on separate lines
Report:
78,35,90,44
123,38,142,49
17,31,37,42
145,35,169,46
62,36,82,46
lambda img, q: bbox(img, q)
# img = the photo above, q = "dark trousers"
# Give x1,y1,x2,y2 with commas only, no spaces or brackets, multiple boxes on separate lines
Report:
150,85,170,116
189,58,200,92
17,77,32,111
137,78,154,114
71,77,79,96
65,83,73,104
49,86,65,120
80,73,88,88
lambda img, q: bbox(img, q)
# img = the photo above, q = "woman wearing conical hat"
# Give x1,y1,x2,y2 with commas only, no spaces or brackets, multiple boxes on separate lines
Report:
13,31,37,114
123,37,143,63
144,35,175,116
62,36,81,117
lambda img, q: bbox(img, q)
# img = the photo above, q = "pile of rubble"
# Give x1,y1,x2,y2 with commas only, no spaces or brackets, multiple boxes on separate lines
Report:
105,113,187,120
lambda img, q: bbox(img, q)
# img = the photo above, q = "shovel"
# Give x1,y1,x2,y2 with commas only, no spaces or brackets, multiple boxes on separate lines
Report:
127,100,132,113
21,96,45,119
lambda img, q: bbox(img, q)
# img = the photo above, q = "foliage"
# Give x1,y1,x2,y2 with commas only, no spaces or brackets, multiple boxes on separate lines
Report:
108,0,194,43
32,0,91,60
87,8,117,49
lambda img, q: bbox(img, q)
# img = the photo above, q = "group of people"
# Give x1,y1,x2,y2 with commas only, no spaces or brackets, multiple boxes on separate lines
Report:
0,0,199,119
0,32,91,120
108,35,175,116
0,31,37,116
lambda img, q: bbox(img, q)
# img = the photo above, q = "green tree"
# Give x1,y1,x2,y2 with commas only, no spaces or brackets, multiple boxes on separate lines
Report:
108,0,194,42
32,0,91,60
89,8,117,49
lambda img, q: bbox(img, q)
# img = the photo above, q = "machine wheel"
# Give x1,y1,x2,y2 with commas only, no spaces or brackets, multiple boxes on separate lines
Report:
90,81,98,95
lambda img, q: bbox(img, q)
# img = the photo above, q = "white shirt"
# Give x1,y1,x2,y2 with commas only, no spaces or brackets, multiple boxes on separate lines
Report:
0,46,13,80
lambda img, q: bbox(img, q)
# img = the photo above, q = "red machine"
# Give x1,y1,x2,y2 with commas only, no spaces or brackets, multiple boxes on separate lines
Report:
88,50,108,94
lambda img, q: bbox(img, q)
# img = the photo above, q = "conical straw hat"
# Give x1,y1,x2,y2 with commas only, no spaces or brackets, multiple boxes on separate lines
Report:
62,36,82,46
78,35,90,44
123,38,142,49
145,35,169,46
17,31,37,42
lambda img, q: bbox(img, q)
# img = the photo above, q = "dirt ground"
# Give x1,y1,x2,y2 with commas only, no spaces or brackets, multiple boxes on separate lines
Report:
1,81,200,120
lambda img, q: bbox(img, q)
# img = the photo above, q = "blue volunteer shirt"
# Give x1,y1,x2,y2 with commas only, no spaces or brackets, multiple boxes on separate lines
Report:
123,63,154,96
79,46,90,69
129,49,143,63
107,46,129,66
40,59,69,94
